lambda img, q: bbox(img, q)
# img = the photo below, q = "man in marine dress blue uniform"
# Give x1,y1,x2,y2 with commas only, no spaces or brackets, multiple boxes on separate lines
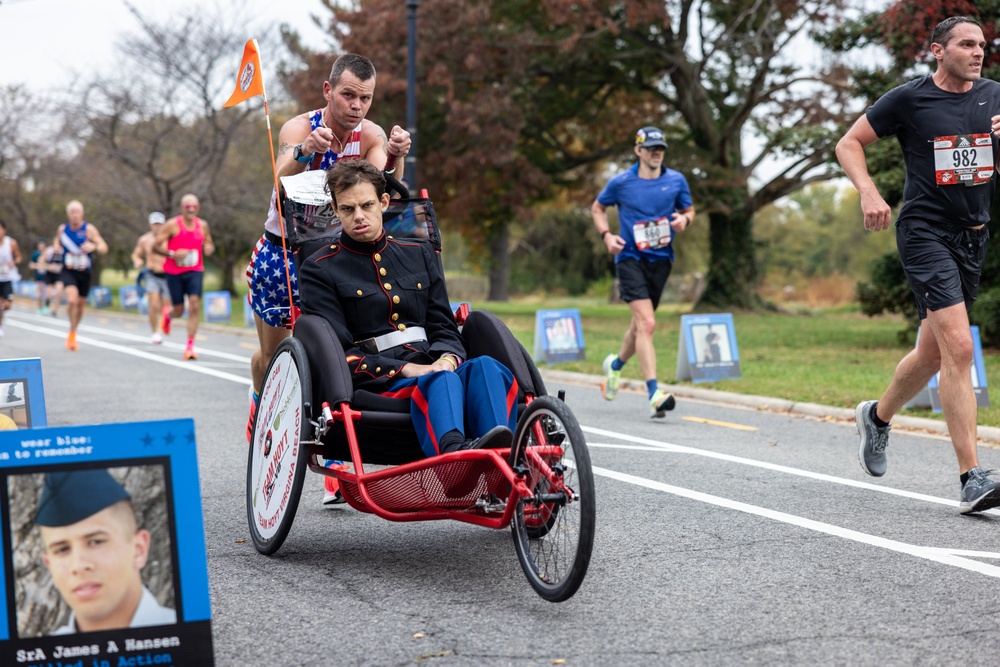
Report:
837,15,1000,514
299,160,518,458
592,126,696,418
35,469,176,634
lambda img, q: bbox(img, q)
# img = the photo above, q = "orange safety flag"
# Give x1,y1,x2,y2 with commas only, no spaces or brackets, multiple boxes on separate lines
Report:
223,39,266,108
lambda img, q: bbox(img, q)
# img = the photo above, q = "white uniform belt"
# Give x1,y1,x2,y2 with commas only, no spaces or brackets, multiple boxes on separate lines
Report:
355,326,427,354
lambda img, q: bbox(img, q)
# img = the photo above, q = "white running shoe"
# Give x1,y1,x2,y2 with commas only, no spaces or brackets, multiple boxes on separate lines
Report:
151,332,163,344
601,353,621,401
649,389,676,418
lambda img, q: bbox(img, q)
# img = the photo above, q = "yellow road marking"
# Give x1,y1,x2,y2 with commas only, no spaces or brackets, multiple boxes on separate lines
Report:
683,416,758,431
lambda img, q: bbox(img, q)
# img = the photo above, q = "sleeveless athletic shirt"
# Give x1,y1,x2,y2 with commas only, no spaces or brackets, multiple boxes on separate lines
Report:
0,238,19,282
60,222,92,272
163,217,205,274
262,112,363,236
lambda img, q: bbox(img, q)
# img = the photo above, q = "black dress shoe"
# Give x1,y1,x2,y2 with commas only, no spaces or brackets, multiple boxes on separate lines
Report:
458,425,513,451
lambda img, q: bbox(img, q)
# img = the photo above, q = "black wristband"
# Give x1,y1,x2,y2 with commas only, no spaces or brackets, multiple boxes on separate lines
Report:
600,230,610,239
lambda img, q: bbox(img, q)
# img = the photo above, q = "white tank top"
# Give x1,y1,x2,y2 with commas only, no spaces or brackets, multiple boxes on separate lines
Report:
0,237,19,282
263,115,363,236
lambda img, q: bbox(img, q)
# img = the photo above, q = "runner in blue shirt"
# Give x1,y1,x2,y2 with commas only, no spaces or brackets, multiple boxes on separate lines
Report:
837,15,1000,514
592,126,695,418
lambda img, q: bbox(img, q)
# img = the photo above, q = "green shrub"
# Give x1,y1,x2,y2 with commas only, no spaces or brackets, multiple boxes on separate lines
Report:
508,209,609,295
971,287,1000,347
856,250,918,341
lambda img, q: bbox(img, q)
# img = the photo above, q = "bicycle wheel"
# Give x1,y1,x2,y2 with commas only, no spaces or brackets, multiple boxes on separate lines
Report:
510,395,595,602
247,337,313,555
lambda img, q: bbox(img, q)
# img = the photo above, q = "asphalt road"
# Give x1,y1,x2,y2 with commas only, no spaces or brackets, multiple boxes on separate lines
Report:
4,307,999,667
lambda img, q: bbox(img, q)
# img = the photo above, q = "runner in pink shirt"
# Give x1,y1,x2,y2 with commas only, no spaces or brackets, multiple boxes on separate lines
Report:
156,194,215,360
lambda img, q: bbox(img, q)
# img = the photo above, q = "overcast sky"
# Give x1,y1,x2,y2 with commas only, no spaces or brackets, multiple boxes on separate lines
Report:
0,0,331,91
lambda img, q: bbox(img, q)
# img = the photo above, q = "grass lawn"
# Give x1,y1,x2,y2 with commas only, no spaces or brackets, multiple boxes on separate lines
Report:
477,299,1000,429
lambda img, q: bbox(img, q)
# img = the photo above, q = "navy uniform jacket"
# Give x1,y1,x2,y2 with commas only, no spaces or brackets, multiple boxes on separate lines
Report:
299,231,465,393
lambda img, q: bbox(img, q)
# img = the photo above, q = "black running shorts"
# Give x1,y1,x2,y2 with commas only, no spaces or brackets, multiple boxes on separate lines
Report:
616,258,673,310
896,218,989,320
59,269,92,298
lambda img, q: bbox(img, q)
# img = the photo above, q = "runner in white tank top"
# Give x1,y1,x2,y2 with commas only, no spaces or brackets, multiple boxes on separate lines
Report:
0,222,23,338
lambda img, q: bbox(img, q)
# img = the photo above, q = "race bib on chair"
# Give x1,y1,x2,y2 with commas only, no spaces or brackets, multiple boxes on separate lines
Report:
934,133,994,187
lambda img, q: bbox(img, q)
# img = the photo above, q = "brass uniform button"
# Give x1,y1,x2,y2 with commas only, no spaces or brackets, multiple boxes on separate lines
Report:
388,370,395,377
374,253,381,261
417,282,422,289
384,283,392,290
398,324,406,331
376,367,381,373
392,296,400,304
361,364,368,370
379,268,387,276
391,313,399,321
356,290,363,296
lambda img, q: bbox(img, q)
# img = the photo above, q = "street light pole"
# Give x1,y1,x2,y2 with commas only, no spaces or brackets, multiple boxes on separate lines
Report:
406,0,418,194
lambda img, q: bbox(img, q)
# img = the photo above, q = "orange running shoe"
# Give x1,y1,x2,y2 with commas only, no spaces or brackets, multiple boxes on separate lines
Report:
183,341,197,360
66,332,78,351
162,307,171,335
323,461,349,505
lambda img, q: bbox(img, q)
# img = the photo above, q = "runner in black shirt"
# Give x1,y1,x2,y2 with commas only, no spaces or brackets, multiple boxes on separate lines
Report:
836,15,1000,514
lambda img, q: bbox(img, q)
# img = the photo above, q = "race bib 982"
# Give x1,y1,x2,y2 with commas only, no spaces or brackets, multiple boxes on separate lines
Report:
934,133,994,187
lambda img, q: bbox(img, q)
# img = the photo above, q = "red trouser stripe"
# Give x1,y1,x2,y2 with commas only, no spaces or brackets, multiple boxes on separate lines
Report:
506,379,520,418
409,387,440,455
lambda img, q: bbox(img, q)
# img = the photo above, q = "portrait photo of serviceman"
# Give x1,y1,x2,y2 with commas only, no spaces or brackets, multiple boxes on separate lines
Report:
10,466,177,637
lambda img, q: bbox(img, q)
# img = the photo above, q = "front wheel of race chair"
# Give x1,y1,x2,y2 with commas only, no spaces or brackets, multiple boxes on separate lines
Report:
246,337,313,555
510,395,595,602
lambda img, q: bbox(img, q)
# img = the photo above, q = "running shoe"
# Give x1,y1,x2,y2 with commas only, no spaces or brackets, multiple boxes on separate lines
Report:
855,400,890,477
151,332,163,345
66,332,78,351
162,307,171,335
649,388,676,418
246,386,257,444
601,353,621,401
959,467,1000,514
183,342,197,360
323,461,349,505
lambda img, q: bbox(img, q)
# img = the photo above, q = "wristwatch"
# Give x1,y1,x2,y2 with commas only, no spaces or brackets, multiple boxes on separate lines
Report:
293,144,314,163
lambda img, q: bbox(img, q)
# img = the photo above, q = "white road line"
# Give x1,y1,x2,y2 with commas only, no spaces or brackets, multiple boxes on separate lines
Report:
9,313,254,364
6,319,251,385
593,464,1000,578
583,425,976,511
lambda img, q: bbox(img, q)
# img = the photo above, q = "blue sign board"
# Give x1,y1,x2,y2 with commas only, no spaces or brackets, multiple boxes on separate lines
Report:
677,313,742,383
203,291,231,323
0,359,45,430
533,309,586,364
0,419,214,665
88,285,112,308
119,285,141,311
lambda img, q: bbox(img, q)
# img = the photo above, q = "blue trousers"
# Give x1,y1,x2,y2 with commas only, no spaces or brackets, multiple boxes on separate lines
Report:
385,356,518,457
